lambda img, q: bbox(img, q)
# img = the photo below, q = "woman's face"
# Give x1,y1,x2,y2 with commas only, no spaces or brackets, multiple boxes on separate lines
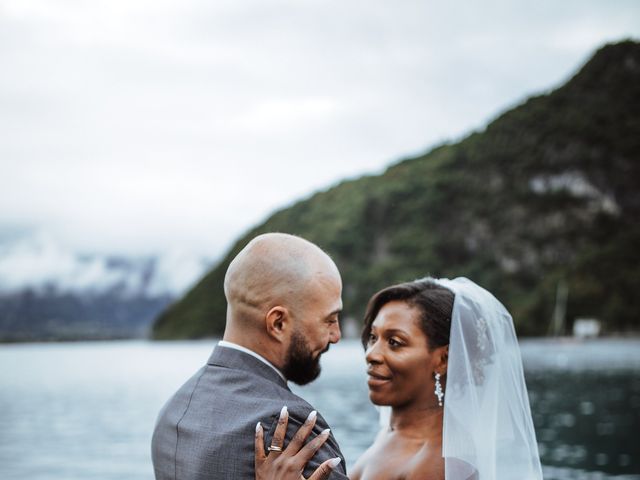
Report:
365,300,446,408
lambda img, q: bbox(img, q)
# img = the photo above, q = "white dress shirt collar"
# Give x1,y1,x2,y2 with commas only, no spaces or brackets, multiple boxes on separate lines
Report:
217,340,287,383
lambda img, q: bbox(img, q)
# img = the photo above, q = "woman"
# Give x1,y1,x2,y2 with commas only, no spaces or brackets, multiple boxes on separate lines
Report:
255,277,543,480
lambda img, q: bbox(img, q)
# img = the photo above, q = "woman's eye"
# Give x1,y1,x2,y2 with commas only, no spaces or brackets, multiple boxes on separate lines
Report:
389,338,402,347
368,334,377,344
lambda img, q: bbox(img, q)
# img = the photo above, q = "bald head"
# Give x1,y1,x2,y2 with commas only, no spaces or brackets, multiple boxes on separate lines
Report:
223,233,340,331
222,233,343,381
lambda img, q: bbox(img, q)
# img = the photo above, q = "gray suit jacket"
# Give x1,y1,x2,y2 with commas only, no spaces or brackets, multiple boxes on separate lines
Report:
152,345,348,480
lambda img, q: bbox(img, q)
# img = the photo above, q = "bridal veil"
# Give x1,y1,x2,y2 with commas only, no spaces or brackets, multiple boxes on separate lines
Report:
434,277,543,480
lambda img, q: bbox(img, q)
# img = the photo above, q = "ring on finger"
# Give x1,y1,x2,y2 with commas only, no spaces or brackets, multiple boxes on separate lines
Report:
268,445,283,452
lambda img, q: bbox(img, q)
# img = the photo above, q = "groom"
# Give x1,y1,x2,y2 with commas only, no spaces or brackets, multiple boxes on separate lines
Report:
151,233,349,479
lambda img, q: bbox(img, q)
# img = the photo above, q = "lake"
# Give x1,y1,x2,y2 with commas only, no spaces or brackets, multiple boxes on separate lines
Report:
0,339,639,479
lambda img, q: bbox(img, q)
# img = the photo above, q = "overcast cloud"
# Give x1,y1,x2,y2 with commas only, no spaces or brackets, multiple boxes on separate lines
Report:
1,0,638,263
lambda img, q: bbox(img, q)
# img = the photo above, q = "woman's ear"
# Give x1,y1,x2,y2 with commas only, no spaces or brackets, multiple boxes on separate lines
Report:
436,344,449,376
265,306,290,342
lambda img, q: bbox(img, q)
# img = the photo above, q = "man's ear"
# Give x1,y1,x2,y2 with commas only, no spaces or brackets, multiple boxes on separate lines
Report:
265,306,290,342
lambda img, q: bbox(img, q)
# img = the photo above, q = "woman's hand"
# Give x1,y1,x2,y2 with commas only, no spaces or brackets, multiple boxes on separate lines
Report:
255,406,342,480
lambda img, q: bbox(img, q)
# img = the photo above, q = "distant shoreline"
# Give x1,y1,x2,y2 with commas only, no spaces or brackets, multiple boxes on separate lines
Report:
3,333,640,345
0,334,147,344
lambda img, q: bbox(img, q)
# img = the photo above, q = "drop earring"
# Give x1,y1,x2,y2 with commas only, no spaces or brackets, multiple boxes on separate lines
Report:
434,372,444,407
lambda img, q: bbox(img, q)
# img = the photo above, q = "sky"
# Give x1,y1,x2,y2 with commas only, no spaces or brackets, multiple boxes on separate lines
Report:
1,0,639,276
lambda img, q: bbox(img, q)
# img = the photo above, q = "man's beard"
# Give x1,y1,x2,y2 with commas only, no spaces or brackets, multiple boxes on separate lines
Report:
282,329,328,385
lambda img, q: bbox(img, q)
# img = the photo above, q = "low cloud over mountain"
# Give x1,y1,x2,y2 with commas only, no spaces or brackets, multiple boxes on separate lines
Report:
0,234,211,341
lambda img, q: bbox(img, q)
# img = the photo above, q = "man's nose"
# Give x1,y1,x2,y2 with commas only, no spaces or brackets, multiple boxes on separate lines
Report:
329,321,341,343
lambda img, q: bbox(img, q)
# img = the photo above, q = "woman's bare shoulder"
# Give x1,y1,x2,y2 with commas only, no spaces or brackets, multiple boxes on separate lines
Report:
349,444,374,480
350,429,389,480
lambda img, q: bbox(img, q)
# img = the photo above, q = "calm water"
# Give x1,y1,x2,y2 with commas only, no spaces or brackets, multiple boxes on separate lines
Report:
0,339,639,480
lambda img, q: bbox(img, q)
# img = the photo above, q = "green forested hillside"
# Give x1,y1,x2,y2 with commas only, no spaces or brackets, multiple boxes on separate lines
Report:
153,40,640,339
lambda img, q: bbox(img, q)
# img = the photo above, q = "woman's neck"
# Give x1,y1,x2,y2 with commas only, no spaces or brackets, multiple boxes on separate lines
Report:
388,402,443,441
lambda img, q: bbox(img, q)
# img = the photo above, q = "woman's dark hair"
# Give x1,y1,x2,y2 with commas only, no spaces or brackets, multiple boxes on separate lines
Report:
361,278,454,351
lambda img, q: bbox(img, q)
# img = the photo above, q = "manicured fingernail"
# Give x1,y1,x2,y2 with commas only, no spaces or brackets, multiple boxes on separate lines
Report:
328,457,341,468
280,405,288,418
320,428,330,436
255,422,261,433
306,410,317,422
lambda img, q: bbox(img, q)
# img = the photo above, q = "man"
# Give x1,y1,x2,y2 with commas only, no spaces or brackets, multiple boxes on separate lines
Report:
152,233,349,479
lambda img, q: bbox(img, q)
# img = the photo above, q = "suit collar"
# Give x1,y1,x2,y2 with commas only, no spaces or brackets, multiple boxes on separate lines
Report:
217,340,287,382
208,344,289,389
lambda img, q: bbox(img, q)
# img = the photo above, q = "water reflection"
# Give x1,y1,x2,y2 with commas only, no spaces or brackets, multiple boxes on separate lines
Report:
527,370,640,475
521,339,640,478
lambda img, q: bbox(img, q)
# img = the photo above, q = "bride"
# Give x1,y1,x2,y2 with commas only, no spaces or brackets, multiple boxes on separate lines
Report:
254,277,543,480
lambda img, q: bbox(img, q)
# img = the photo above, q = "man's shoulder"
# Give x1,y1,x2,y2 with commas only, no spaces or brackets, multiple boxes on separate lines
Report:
152,363,348,479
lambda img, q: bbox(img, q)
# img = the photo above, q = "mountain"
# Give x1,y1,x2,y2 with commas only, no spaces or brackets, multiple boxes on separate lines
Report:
152,40,640,340
0,237,211,341
0,288,172,342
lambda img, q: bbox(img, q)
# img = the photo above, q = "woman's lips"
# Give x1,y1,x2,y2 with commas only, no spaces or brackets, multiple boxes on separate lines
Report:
367,370,391,387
